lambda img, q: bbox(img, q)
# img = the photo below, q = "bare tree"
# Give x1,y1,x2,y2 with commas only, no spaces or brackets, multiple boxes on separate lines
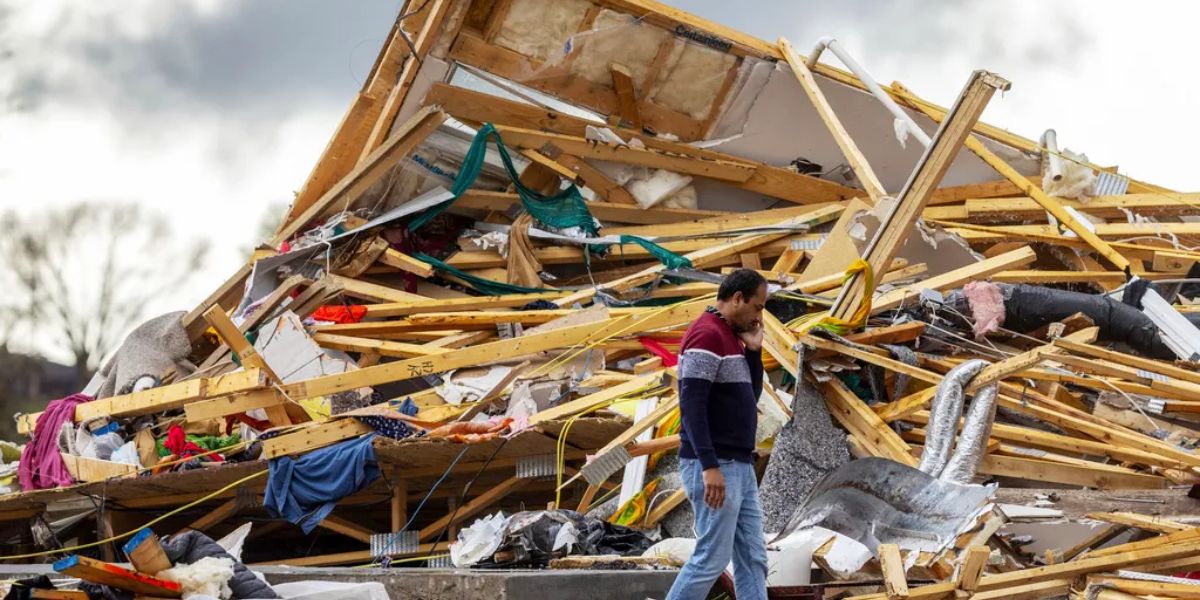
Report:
0,203,210,385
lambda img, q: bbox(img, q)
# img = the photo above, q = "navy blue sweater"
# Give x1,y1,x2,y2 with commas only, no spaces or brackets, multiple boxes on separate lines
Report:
677,310,763,470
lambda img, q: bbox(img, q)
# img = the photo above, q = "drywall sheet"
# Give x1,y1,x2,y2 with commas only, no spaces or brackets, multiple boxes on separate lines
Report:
706,64,1039,193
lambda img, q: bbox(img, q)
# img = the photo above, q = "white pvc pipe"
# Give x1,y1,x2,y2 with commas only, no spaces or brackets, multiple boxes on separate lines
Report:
1040,128,1065,182
806,37,932,148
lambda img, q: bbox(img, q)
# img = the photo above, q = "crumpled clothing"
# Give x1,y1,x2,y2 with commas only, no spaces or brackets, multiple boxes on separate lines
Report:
426,418,512,443
356,416,417,440
506,213,543,289
163,424,223,463
264,433,380,534
472,509,654,568
157,432,240,457
19,394,92,491
963,281,1005,340
311,304,367,324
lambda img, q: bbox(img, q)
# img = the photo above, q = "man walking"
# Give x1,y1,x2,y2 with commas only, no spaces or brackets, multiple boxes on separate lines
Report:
666,269,770,600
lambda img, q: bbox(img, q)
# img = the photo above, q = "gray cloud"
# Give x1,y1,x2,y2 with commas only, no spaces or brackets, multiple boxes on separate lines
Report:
671,0,1095,72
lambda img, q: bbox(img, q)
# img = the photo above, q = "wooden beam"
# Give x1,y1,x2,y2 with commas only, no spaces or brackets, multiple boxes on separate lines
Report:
831,70,1010,323
880,544,910,599
870,246,1036,313
359,0,452,161
452,189,722,225
273,107,447,243
329,275,427,303
610,64,643,130
261,418,374,459
894,82,1128,271
363,291,572,317
19,369,267,434
844,538,1200,600
377,248,435,278
554,205,844,306
418,475,529,541
494,125,855,204
822,377,917,467
957,546,990,591
779,37,885,204
178,498,240,535
318,514,378,544
203,306,290,426
312,333,447,358
1086,512,1189,534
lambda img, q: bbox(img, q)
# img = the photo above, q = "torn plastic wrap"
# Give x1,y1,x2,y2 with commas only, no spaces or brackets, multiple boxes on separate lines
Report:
469,509,653,568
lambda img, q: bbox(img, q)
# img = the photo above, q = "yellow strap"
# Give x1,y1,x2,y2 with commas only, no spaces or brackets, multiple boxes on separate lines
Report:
790,258,874,335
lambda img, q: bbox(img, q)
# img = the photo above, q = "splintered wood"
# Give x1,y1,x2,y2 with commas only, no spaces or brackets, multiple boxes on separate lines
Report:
9,0,1200,582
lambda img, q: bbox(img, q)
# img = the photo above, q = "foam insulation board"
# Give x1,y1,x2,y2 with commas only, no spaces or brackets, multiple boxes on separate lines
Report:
569,9,669,89
493,0,592,63
706,65,1040,192
649,41,737,119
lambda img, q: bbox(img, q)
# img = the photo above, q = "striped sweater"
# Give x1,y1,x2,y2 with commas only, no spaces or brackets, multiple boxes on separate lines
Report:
677,310,763,470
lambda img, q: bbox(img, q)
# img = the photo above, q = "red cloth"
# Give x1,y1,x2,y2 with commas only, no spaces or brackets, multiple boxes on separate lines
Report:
312,305,367,324
19,394,92,491
638,337,680,367
164,424,223,462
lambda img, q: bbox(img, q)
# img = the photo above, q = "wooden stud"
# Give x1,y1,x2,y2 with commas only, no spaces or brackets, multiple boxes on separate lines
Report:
610,64,643,130
260,419,374,459
779,37,886,203
273,107,447,244
880,544,910,600
202,305,291,427
1086,512,1189,534
392,474,408,533
831,71,1010,323
318,514,377,544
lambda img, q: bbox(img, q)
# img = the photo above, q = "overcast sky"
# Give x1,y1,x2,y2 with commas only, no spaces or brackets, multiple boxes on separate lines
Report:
1,0,1196,362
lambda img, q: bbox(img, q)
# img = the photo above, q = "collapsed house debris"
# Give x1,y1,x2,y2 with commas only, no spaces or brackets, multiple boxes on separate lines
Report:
5,0,1200,598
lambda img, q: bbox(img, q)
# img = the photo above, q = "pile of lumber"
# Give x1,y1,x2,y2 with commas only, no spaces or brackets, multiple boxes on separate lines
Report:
5,0,1200,586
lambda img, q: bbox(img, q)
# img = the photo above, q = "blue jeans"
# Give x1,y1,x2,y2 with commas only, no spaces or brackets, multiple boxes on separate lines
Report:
666,458,769,600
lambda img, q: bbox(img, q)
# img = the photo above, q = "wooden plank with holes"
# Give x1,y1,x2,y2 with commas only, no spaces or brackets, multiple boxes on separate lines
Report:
261,419,374,459
18,368,267,435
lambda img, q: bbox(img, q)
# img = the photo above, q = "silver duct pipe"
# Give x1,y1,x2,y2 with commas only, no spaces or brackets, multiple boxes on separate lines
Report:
940,381,999,484
917,359,985,476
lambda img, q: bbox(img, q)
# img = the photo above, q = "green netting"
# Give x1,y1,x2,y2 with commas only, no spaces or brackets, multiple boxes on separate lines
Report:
414,252,563,296
619,235,693,270
407,123,599,237
406,122,694,294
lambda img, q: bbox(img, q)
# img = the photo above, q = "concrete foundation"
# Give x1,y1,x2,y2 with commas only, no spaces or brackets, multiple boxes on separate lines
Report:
0,565,679,600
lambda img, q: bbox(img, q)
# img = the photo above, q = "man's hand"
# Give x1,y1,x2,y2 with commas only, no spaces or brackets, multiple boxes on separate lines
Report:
739,322,763,352
702,467,726,509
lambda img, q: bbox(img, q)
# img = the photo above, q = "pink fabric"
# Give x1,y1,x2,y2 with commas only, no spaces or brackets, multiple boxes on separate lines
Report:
18,393,92,491
964,281,1006,340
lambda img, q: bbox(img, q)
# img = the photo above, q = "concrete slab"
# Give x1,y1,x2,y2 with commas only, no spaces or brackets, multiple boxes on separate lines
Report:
0,564,679,600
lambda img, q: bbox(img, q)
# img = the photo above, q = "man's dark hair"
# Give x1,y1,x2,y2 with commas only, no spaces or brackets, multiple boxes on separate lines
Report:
717,268,768,301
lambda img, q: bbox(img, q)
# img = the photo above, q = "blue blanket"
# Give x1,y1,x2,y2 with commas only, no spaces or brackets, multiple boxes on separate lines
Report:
264,433,380,533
